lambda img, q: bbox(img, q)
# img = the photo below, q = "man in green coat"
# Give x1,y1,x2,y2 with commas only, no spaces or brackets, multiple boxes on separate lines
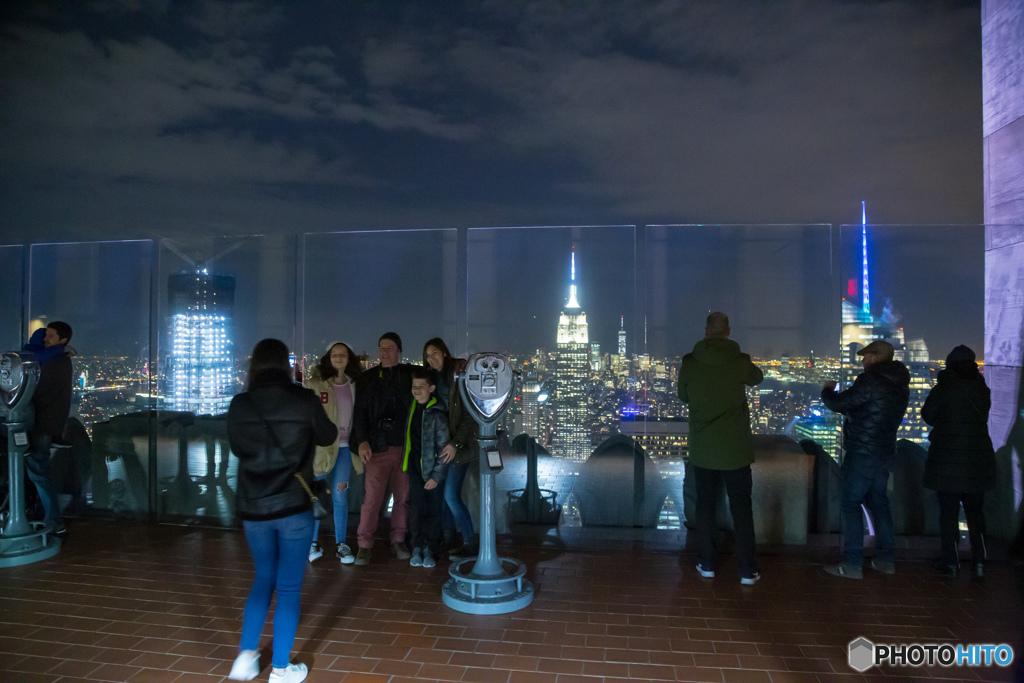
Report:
678,312,764,585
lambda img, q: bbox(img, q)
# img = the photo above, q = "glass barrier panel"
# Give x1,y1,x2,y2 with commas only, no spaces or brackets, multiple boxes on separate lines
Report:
468,226,637,529
28,240,154,518
156,235,298,525
0,245,25,352
302,229,457,542
839,224,985,449
646,225,838,531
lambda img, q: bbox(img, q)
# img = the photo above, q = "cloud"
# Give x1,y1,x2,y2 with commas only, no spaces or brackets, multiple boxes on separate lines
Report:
0,0,983,242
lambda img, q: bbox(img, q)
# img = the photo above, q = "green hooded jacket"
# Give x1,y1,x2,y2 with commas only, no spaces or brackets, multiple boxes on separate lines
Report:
677,338,764,470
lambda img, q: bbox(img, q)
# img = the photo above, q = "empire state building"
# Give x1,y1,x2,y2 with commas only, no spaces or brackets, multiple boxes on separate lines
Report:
553,249,591,461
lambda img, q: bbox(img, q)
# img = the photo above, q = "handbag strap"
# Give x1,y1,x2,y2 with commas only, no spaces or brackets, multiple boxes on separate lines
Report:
250,396,319,503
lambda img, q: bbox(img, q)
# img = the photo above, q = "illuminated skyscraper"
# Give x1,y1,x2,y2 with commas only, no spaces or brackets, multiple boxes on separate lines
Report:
168,268,235,415
554,248,590,461
521,379,542,438
618,316,626,356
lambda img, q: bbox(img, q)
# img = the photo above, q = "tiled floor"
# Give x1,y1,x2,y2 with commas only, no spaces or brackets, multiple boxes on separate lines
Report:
1,519,1022,682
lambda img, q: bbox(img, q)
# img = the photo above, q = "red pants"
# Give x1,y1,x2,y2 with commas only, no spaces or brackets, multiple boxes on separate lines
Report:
357,446,409,548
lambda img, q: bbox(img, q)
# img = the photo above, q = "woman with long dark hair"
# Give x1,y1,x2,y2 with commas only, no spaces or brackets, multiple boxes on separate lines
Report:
423,338,478,557
922,345,996,579
227,339,336,682
304,342,362,564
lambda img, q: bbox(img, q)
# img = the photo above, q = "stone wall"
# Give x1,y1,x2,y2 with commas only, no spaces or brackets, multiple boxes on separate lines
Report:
983,0,1024,538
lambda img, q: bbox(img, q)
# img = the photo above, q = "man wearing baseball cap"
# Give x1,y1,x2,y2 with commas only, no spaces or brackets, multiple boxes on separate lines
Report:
821,339,910,579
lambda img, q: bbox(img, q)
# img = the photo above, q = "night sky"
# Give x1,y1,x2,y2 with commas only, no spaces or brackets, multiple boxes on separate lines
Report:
0,2,985,360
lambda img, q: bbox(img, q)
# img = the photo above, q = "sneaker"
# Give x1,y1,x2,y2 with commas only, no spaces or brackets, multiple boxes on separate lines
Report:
228,651,259,680
391,541,411,560
268,662,308,682
336,543,355,565
52,520,67,536
740,572,761,586
824,563,863,579
449,539,478,559
308,542,323,563
410,547,423,567
870,559,895,575
974,562,984,579
695,563,715,579
422,548,436,568
354,547,371,565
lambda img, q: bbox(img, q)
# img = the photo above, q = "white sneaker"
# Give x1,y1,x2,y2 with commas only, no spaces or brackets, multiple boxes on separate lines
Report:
269,663,307,682
422,548,436,568
308,542,323,562
337,542,355,564
410,547,423,567
696,563,715,578
228,651,259,680
740,572,761,586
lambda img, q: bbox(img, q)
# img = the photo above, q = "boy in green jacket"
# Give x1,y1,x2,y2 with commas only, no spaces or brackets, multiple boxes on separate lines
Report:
678,312,764,585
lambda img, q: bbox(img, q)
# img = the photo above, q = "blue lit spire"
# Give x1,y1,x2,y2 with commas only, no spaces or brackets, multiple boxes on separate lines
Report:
861,200,870,316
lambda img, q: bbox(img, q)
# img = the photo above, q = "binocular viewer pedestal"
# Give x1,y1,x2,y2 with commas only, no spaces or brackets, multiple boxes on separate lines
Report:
442,353,534,615
1,352,62,568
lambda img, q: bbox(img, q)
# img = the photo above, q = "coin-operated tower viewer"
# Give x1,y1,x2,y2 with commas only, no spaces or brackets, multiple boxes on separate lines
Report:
443,353,534,614
1,352,62,567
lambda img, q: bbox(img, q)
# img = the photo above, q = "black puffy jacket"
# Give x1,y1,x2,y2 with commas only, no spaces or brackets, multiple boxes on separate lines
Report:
228,369,337,521
351,363,414,453
822,360,910,468
921,364,995,492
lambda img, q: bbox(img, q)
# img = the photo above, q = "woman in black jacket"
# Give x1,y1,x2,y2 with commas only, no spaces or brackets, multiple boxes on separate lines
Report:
922,345,996,579
227,339,336,683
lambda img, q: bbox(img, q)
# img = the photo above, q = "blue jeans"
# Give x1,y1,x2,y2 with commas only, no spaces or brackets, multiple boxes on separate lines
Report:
26,433,62,525
841,461,894,567
240,511,314,669
442,461,475,541
313,446,352,545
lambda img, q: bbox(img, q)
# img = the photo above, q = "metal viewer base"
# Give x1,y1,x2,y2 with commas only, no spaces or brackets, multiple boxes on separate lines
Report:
0,526,62,568
443,556,535,614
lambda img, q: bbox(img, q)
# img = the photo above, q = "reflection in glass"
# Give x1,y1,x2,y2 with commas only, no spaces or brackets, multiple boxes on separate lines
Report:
0,245,24,352
27,240,153,518
839,223,984,452
646,225,838,526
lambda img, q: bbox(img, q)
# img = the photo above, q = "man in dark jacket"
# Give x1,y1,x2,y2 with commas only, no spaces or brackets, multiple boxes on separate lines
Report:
23,321,74,534
678,312,764,585
351,332,415,564
822,339,910,579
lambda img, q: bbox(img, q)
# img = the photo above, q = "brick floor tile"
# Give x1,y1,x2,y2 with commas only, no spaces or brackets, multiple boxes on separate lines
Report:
405,646,452,664
580,660,629,677
506,672,559,683
462,665,511,682
415,663,469,680
672,665,725,682
47,659,103,678
475,640,521,656
449,651,497,668
370,658,422,677
536,657,584,675
85,663,147,681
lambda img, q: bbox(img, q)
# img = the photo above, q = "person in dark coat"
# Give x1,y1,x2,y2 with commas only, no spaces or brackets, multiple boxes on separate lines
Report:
821,339,910,579
22,321,74,534
227,339,336,683
678,312,765,585
921,344,995,578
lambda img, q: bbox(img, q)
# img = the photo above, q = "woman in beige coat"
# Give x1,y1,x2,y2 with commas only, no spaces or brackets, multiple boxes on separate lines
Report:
304,342,362,564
